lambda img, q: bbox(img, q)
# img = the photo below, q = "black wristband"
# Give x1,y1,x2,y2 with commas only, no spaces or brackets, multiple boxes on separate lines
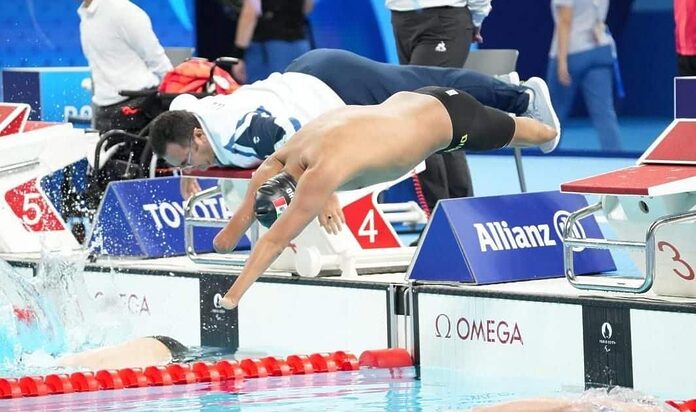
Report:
230,45,246,59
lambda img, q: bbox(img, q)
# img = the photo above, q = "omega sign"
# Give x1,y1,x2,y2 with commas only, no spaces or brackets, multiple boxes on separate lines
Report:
434,314,524,345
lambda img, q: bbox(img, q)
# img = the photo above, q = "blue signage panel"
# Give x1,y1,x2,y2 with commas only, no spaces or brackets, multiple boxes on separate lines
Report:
408,191,615,284
39,69,92,122
88,177,250,258
2,67,92,123
675,77,696,119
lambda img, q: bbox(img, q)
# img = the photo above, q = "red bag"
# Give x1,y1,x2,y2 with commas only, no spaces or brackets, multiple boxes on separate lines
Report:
158,58,239,95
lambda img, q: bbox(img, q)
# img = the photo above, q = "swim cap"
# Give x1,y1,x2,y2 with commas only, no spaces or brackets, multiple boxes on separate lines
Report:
254,172,297,228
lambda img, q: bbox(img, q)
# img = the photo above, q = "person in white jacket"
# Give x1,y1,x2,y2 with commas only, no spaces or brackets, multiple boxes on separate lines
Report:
78,0,173,133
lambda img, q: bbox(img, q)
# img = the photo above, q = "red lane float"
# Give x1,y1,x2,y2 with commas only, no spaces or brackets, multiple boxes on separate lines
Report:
118,368,148,388
0,349,408,399
332,351,360,371
214,360,245,381
286,355,314,375
70,372,99,392
260,357,291,376
0,378,22,398
358,348,413,369
95,370,124,390
166,364,197,385
18,376,50,396
309,353,338,373
239,358,269,378
144,366,173,386
668,399,696,412
192,362,222,383
44,374,74,394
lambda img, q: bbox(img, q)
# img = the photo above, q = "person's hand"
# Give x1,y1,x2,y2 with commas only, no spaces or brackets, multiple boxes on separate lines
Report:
473,27,484,43
557,61,572,86
220,291,239,310
318,193,345,235
232,60,247,84
180,176,202,200
213,229,236,254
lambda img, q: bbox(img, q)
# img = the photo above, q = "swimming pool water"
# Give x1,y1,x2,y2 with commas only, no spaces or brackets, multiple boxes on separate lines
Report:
0,367,560,411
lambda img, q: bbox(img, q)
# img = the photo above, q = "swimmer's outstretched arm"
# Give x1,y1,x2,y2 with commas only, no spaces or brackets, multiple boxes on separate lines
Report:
220,167,339,310
213,156,285,253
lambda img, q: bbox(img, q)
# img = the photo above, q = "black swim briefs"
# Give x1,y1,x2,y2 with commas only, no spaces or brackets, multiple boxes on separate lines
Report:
414,86,516,153
151,335,189,361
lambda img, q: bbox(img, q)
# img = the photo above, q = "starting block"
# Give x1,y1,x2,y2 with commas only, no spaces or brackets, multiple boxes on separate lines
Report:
0,103,95,253
561,80,696,296
183,166,428,277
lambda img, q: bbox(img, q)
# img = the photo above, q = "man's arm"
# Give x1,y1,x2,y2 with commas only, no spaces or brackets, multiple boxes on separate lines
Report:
467,0,492,29
231,0,260,83
555,4,574,86
220,167,338,309
212,155,284,253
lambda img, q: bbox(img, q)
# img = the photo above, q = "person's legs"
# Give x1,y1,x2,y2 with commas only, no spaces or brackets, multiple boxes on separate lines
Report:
390,10,416,65
677,54,696,76
405,8,474,203
441,151,473,198
408,6,474,68
546,57,578,125
419,156,450,210
264,40,311,75
286,48,530,113
414,86,557,152
244,42,273,84
579,47,622,151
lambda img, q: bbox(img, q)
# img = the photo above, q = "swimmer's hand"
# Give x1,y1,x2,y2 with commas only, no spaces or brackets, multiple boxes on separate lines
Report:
213,230,236,254
180,176,202,200
318,193,345,235
220,293,239,310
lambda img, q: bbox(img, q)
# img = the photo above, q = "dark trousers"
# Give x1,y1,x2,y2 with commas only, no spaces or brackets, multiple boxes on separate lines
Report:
286,47,530,208
678,54,696,76
390,6,476,208
93,92,162,135
286,49,528,114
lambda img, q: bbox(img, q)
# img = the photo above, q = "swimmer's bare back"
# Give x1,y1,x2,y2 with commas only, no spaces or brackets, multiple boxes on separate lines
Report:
270,91,453,190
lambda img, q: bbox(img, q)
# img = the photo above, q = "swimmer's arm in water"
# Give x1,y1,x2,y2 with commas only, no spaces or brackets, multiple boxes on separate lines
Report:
213,156,285,253
221,167,339,309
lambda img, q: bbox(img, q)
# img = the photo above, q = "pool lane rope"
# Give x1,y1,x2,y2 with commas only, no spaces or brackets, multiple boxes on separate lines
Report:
0,348,413,399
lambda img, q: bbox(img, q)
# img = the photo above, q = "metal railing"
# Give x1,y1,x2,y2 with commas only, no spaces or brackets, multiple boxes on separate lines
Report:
0,159,40,176
183,185,258,266
563,201,696,293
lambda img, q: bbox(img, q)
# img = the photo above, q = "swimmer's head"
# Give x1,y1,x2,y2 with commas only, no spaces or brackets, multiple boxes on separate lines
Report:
254,172,297,228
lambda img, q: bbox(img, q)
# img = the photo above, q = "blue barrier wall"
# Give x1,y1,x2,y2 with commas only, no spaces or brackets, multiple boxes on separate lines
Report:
0,0,195,68
0,0,676,118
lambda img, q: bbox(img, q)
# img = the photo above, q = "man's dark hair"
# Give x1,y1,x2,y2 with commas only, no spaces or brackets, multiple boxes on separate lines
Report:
149,110,201,156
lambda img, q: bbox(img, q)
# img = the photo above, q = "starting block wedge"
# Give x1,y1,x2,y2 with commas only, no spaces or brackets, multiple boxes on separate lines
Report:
0,103,95,253
0,103,30,137
561,115,696,296
184,166,428,277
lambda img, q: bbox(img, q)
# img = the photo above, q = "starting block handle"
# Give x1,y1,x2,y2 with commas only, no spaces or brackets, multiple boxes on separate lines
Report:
0,159,40,176
184,185,253,266
563,202,696,293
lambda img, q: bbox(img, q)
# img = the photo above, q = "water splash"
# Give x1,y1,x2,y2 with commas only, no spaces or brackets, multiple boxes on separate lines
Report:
0,259,65,370
32,248,135,353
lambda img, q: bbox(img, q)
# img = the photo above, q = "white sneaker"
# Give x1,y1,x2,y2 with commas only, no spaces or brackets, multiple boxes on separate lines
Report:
522,77,561,153
495,71,520,86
